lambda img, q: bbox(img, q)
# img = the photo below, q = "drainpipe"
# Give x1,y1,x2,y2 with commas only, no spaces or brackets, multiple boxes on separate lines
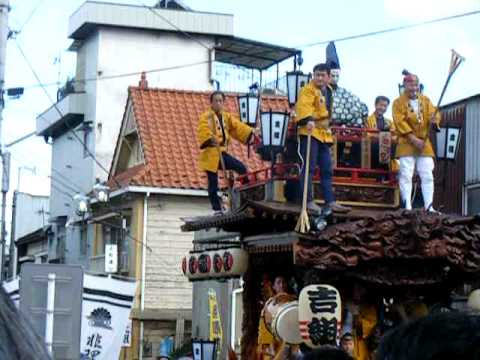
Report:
230,278,244,351
139,192,149,359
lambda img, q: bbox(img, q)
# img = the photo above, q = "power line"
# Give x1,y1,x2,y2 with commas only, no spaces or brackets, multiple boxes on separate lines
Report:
99,220,153,253
298,9,480,48
16,0,47,35
10,59,210,90
14,39,120,187
50,183,73,200
51,168,84,194
49,175,79,194
134,0,212,51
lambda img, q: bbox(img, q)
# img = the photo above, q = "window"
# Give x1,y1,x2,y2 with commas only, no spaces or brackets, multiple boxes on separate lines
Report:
467,186,480,215
82,122,93,158
93,224,105,256
99,216,131,273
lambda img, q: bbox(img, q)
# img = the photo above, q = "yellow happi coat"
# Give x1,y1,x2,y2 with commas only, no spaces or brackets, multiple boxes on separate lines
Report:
294,81,334,144
366,114,395,132
392,93,440,158
197,108,252,173
366,113,399,172
354,304,378,360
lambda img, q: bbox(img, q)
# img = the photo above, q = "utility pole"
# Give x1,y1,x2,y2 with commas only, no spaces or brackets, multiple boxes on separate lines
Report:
0,0,9,281
1,152,9,280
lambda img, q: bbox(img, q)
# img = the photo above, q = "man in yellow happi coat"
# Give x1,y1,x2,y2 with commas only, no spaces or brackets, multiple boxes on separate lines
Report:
393,72,441,211
342,283,378,360
295,63,349,213
366,96,399,173
366,96,395,132
197,91,253,213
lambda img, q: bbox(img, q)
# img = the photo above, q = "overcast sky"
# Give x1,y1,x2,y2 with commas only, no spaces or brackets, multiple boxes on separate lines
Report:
3,0,480,201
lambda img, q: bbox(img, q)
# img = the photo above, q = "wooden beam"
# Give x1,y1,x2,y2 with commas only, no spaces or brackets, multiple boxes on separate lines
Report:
130,308,193,321
175,318,185,349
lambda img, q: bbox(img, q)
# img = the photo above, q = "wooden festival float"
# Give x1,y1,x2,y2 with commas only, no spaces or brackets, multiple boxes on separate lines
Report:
181,52,480,359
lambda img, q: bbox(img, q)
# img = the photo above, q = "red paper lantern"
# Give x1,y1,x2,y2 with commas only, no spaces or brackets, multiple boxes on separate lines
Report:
213,253,223,273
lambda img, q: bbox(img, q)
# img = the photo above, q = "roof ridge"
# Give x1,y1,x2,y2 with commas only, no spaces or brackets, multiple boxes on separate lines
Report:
128,86,288,99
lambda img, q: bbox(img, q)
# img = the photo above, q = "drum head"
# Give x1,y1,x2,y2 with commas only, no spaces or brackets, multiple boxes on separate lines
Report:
263,293,297,333
273,302,302,345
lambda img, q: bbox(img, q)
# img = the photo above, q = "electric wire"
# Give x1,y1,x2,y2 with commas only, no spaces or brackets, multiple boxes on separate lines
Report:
16,0,47,35
134,0,212,51
13,60,210,90
49,175,79,194
50,183,74,200
298,10,480,48
14,39,121,187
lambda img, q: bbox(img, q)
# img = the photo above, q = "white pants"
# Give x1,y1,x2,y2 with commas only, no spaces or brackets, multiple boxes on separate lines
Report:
399,156,435,210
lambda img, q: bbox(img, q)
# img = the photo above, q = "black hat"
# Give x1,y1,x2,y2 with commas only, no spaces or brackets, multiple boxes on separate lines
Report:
326,42,340,70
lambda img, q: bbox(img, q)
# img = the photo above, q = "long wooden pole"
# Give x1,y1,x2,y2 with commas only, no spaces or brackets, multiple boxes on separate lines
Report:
295,133,311,233
214,129,234,210
430,50,465,125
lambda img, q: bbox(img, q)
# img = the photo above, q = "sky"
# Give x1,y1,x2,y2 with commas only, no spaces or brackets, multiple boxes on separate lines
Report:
2,0,480,209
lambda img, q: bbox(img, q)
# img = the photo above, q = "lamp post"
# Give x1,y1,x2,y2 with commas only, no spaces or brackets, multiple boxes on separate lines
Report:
73,193,89,217
93,181,110,203
192,339,217,360
286,71,311,106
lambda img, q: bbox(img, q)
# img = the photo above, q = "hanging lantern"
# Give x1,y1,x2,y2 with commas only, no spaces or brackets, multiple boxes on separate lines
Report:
192,339,217,360
93,182,110,203
286,71,311,106
237,92,260,126
436,125,461,160
259,110,290,158
73,193,89,216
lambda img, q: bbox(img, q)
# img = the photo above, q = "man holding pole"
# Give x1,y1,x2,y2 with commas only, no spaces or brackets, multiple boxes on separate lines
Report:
197,91,253,214
393,71,440,211
295,63,349,214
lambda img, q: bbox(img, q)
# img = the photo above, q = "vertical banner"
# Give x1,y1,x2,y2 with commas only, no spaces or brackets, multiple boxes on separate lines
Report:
208,288,223,344
379,131,392,165
122,319,132,348
81,274,137,359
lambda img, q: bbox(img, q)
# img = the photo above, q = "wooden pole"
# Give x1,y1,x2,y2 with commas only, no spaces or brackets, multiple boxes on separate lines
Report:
430,50,465,126
295,133,311,233
215,138,233,211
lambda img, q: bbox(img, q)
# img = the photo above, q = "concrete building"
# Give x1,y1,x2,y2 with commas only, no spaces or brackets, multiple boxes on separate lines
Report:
8,192,49,277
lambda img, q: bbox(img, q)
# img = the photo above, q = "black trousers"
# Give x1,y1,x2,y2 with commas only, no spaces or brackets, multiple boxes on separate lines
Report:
206,153,247,210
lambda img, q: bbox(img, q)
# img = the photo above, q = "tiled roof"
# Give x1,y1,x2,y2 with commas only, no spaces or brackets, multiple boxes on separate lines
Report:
110,87,289,190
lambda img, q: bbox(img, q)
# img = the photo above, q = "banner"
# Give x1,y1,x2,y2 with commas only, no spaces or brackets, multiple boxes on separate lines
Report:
5,273,137,359
80,274,137,360
208,288,223,344
122,320,132,347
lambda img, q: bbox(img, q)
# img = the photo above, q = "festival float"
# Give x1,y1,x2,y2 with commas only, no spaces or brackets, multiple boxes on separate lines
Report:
181,46,480,359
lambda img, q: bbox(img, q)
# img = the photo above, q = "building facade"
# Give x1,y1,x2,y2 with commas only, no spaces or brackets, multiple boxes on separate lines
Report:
8,192,49,278
434,94,480,214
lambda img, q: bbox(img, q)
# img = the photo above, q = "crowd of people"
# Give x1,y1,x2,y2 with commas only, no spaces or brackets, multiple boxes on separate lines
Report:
256,275,480,360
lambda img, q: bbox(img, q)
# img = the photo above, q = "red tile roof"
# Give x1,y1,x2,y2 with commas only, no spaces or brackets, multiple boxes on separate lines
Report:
110,87,289,190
